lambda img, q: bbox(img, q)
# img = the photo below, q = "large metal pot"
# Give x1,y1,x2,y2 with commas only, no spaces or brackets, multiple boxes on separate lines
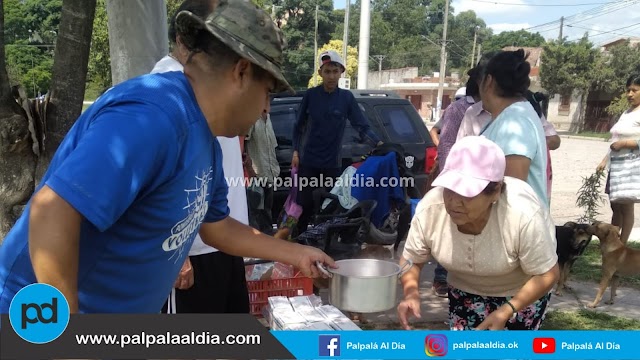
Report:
317,259,412,313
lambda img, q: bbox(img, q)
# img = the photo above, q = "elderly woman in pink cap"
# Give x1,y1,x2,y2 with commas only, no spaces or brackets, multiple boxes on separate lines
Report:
397,136,559,331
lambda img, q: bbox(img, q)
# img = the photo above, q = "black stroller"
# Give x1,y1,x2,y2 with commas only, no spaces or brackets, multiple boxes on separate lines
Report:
294,144,417,261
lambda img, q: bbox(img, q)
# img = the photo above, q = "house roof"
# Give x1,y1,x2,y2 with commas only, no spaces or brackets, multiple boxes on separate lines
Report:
600,37,640,50
502,46,544,68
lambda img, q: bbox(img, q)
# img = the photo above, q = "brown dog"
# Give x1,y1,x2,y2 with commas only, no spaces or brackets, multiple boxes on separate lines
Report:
554,222,592,296
586,221,640,308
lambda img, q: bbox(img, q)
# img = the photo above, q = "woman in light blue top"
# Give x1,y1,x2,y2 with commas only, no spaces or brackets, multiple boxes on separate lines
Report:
476,49,549,206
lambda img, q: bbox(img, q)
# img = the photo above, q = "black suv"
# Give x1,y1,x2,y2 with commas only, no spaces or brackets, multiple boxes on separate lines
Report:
268,89,436,219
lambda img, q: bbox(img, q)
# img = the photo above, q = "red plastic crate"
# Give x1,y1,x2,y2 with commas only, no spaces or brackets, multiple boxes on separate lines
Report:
246,276,314,316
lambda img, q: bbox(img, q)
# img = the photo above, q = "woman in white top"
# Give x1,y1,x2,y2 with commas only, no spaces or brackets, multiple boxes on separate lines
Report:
397,136,559,330
597,74,640,244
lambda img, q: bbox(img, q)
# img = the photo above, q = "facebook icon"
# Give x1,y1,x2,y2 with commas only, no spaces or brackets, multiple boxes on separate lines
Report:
319,335,341,357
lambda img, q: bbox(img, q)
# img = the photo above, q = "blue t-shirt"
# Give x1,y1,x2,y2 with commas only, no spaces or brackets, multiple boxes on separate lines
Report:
481,101,548,205
0,72,230,313
293,86,381,168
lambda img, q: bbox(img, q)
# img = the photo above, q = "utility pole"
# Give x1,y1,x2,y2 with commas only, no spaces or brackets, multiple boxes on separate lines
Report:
436,0,450,120
470,26,478,68
313,4,319,86
373,55,385,89
357,0,371,89
559,16,564,42
477,43,482,64
342,0,350,78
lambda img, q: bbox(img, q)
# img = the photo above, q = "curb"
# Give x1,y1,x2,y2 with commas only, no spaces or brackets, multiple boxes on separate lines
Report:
558,134,609,142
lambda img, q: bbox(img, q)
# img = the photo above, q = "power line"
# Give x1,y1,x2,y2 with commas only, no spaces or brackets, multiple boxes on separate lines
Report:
472,0,617,6
566,22,640,38
523,0,638,31
565,22,640,42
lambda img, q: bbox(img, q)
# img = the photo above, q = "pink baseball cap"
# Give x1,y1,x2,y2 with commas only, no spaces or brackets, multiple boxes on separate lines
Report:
432,136,506,197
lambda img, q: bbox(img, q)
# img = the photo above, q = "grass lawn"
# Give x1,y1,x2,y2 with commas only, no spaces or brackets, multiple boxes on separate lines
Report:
542,309,640,330
570,240,640,290
576,131,611,141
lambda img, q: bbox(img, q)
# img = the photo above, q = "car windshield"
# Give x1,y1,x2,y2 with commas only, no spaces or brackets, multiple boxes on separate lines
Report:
376,105,423,144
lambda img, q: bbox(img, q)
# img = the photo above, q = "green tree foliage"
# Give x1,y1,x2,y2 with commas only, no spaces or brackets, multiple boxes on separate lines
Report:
87,0,111,94
446,10,488,70
606,94,631,116
308,39,357,87
3,0,60,96
276,0,338,89
482,29,545,53
335,0,488,79
540,37,601,96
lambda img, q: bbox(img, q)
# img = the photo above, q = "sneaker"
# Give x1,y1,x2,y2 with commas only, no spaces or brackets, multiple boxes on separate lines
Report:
432,281,448,297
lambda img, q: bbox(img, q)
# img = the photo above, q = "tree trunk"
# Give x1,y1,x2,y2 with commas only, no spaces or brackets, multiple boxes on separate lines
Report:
0,0,97,240
0,0,37,240
578,89,589,133
35,0,97,182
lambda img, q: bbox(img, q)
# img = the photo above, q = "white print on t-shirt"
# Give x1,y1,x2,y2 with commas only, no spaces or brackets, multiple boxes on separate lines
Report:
162,167,213,262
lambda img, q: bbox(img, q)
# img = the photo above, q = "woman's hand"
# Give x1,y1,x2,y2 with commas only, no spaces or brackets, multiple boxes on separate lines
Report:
596,159,607,173
475,305,512,330
397,296,422,330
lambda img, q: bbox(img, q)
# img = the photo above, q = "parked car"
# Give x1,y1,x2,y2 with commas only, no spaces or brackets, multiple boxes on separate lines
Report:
267,89,436,222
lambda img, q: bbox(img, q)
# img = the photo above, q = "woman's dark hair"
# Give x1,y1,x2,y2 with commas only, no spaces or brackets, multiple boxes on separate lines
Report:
169,0,214,44
627,74,640,88
468,51,498,84
482,181,504,195
481,49,531,98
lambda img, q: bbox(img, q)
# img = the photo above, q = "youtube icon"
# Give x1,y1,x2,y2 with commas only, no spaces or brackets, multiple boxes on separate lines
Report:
533,338,556,354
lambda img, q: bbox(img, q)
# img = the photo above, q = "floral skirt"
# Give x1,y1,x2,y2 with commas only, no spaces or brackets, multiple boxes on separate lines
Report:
448,287,551,330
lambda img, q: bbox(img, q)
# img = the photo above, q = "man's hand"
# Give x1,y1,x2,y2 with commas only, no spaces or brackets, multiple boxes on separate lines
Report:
291,151,300,168
199,217,335,279
475,304,512,330
173,258,194,290
293,244,336,278
397,296,422,330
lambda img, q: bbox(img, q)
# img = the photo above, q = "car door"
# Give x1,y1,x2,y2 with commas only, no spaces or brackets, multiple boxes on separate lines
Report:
269,102,299,178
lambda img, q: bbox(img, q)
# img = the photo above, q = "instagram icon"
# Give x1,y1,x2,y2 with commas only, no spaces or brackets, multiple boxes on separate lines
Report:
425,334,448,357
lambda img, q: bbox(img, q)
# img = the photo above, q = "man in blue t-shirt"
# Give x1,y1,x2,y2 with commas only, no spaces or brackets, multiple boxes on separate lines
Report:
292,50,383,234
0,0,334,314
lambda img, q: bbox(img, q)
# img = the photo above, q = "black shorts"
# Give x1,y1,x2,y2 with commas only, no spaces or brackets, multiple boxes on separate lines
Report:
163,251,250,314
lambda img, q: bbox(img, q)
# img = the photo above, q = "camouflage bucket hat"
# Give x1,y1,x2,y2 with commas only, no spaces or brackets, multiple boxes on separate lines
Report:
175,0,294,94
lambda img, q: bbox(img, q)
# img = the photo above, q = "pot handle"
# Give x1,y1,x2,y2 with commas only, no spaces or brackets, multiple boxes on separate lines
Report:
316,261,333,278
398,259,413,277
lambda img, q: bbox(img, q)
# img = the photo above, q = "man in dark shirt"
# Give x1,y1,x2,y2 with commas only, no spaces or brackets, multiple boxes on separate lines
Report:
292,50,383,234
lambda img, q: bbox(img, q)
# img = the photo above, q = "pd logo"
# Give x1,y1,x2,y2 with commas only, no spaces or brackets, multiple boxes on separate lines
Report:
8,283,70,344
319,335,340,357
425,334,448,357
533,337,556,354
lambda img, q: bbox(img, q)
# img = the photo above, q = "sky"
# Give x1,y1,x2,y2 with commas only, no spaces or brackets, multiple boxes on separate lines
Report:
333,0,640,46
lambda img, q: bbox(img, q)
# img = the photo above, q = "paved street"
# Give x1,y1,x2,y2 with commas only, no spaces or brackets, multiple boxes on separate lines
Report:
550,135,640,241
